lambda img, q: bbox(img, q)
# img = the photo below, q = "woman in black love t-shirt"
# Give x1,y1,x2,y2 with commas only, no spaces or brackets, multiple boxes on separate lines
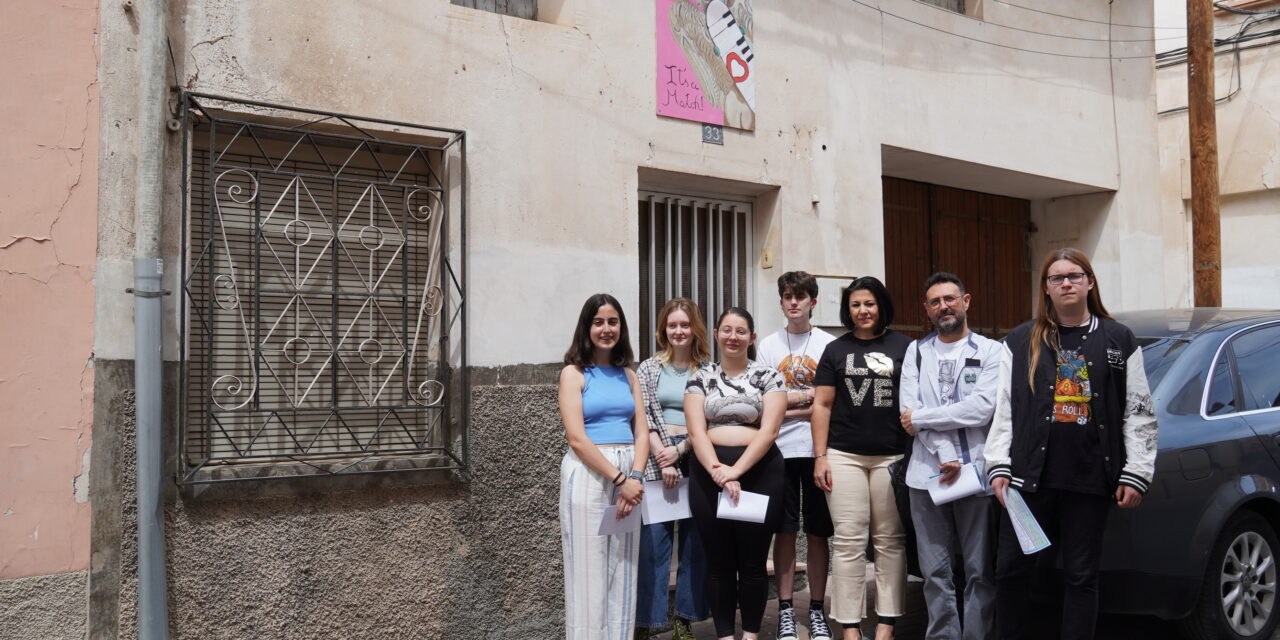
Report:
811,276,912,640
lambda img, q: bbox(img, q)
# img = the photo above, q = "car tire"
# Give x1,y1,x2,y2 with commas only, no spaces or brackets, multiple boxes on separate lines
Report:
1178,511,1280,640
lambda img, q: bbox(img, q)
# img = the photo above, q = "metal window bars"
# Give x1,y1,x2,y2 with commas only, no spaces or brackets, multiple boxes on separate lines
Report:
179,94,467,484
637,191,753,359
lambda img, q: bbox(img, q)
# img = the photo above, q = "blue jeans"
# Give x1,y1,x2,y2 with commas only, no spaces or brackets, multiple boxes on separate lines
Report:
636,517,710,627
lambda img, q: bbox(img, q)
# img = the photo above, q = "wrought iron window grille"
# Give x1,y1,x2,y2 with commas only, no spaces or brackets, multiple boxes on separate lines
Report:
178,93,468,485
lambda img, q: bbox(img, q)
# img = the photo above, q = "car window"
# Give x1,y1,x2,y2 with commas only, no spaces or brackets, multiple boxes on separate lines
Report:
1205,348,1237,417
1137,337,1191,391
1230,325,1280,412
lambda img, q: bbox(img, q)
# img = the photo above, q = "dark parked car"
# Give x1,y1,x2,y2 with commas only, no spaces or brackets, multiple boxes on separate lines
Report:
1098,309,1280,639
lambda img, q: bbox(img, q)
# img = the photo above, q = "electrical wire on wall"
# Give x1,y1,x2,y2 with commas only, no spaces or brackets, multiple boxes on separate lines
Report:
842,0,1280,63
902,0,1256,42
1156,10,1280,115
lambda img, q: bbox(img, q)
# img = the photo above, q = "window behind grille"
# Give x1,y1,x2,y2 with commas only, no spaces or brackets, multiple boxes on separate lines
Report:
637,191,753,359
180,95,467,483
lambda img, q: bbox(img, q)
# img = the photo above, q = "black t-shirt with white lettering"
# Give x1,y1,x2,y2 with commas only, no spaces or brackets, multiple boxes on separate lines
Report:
814,330,912,456
1041,324,1109,495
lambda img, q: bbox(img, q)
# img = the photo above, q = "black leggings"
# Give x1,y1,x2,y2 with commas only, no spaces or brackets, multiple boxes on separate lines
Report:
689,444,785,637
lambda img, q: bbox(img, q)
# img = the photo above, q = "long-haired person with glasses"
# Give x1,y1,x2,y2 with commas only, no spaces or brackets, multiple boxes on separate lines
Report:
811,276,912,640
685,307,787,640
558,293,650,640
984,248,1158,640
634,298,711,640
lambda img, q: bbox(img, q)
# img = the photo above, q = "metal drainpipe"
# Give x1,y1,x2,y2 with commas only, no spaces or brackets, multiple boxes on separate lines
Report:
133,0,170,637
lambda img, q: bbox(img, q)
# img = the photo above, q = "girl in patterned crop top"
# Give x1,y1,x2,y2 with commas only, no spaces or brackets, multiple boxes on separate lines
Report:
685,307,787,640
557,293,649,640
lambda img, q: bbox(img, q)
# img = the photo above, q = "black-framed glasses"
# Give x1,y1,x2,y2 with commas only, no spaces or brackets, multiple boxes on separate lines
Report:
1046,272,1088,286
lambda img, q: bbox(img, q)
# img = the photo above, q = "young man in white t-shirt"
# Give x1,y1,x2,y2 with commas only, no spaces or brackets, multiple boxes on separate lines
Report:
755,271,837,640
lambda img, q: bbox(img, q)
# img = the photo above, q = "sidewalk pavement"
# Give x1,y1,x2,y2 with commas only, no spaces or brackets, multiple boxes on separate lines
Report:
650,568,927,639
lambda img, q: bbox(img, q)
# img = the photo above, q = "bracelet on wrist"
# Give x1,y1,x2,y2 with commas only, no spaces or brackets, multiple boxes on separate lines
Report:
814,453,828,459
612,471,625,486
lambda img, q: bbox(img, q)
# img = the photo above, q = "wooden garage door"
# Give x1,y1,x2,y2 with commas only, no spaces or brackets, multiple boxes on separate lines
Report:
882,177,1032,339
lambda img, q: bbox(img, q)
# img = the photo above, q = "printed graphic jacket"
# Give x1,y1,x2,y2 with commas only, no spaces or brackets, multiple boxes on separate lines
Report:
984,315,1159,494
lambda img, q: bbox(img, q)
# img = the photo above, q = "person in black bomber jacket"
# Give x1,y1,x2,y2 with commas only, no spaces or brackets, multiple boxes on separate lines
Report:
984,248,1158,640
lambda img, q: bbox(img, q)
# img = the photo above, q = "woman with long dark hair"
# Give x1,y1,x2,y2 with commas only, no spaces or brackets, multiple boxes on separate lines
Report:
558,293,650,640
634,298,712,640
811,276,912,640
984,248,1157,640
685,307,787,640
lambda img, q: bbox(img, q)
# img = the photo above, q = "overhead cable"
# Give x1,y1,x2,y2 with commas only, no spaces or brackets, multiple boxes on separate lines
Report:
990,0,1274,30
847,0,1155,59
904,0,1257,42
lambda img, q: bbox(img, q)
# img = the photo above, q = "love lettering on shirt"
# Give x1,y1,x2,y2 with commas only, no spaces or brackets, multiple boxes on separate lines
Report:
843,352,896,408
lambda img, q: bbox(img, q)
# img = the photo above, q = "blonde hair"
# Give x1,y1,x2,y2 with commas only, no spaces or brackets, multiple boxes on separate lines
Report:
654,298,711,366
1028,248,1112,390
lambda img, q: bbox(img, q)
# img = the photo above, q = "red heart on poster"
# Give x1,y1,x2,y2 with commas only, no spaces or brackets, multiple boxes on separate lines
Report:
725,52,749,82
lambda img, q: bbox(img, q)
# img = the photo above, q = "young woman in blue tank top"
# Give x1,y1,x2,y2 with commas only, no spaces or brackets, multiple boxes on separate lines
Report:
633,298,711,639
558,293,649,640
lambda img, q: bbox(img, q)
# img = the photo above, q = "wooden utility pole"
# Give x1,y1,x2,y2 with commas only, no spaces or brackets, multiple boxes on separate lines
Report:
1188,0,1222,307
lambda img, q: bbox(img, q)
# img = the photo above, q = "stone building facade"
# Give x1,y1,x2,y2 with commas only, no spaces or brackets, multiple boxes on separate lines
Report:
2,0,1169,637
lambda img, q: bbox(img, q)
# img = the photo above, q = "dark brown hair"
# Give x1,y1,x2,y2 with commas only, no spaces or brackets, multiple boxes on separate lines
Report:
1028,248,1112,390
563,293,633,367
715,306,758,361
776,271,819,300
839,276,894,334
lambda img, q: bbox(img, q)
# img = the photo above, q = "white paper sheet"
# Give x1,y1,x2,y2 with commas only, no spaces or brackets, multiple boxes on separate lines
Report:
640,479,692,525
597,504,642,536
716,490,769,523
927,462,987,505
1005,488,1051,554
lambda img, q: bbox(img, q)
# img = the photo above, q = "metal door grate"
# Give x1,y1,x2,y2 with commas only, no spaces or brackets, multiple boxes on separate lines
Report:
638,191,753,358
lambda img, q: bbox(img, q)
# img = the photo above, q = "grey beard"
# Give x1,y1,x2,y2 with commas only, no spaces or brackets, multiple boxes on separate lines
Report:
935,314,964,335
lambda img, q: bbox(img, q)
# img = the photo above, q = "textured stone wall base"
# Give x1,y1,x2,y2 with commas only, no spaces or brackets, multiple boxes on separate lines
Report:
91,358,567,638
0,571,88,640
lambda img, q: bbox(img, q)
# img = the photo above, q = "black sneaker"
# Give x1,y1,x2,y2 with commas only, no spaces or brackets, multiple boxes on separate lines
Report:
778,604,799,640
808,608,833,640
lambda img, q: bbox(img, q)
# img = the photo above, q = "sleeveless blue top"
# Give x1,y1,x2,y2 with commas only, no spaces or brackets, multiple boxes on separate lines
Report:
582,365,635,445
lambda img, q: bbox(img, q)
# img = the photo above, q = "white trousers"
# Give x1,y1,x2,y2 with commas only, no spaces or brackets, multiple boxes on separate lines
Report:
560,446,639,640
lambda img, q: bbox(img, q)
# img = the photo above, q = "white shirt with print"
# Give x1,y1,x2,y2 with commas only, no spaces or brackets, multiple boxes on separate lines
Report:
756,326,836,458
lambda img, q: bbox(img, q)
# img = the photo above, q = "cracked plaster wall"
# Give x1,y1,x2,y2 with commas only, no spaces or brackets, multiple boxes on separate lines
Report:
0,0,99,585
90,0,1166,367
1154,3,1280,308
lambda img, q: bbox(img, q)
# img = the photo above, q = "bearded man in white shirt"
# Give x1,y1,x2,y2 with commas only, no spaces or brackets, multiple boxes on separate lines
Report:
899,272,1011,640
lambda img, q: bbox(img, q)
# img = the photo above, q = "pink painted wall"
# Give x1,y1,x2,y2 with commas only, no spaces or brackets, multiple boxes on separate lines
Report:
0,0,99,579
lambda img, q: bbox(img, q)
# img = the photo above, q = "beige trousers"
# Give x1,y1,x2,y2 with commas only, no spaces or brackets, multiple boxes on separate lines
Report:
824,449,907,625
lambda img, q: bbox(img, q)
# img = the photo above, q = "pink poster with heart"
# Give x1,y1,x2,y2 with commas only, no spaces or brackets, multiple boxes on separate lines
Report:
655,0,756,131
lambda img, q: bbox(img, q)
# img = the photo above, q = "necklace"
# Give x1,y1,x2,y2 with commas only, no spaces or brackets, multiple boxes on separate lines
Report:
784,328,813,382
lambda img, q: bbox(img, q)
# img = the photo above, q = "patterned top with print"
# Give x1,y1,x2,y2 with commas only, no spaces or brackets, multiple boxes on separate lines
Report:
685,360,786,429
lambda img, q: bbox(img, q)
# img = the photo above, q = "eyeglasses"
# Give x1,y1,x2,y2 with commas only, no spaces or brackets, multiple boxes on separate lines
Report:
925,294,962,310
1045,272,1088,286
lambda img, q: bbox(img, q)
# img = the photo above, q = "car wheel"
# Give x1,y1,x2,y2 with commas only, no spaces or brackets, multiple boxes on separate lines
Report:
1178,511,1280,640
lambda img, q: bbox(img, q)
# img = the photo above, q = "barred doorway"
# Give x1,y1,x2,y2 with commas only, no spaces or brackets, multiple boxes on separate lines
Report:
882,177,1032,339
637,191,753,359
